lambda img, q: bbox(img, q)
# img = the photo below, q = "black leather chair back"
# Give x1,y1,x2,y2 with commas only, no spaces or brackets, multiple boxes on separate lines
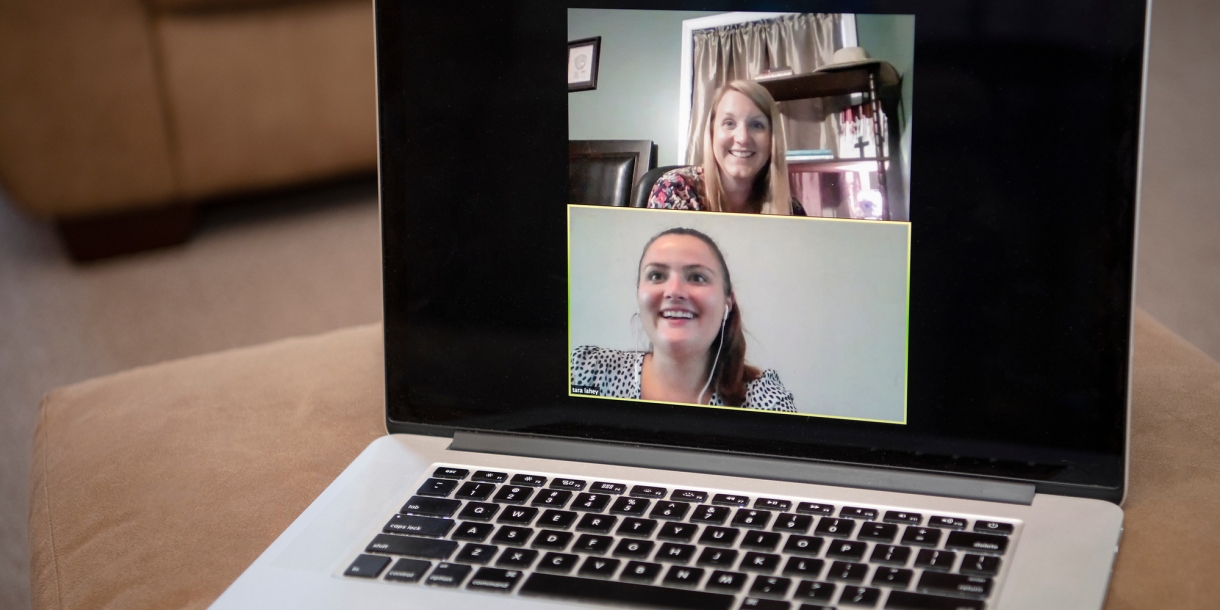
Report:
569,140,656,206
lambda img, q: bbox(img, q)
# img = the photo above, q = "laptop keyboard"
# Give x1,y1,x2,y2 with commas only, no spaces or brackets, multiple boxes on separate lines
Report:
342,464,1018,610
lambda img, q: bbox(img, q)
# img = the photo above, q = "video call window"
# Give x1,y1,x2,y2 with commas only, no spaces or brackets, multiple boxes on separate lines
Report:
567,9,914,424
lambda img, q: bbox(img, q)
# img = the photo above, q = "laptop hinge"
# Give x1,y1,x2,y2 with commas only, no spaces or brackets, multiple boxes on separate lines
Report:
448,431,1036,506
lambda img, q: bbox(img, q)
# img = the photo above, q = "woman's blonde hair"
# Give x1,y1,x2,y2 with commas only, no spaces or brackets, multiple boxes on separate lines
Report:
700,80,792,215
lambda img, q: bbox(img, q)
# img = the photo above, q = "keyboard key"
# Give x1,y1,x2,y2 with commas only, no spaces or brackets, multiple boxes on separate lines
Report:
511,474,547,487
782,556,823,578
458,502,499,521
537,552,579,574
773,513,813,533
451,522,494,541
532,529,574,550
885,591,986,610
697,547,739,567
733,509,773,529
672,489,709,503
432,467,469,480
455,543,497,564
631,485,668,498
825,540,867,561
739,598,788,610
838,585,881,606
657,543,697,563
650,501,692,520
872,567,913,588
572,493,612,512
658,521,700,542
617,517,658,538
496,548,538,569
796,502,834,515
622,560,663,583
814,518,856,538
839,507,878,520
384,557,431,582
538,509,578,529
610,496,651,516
740,531,782,551
749,575,792,598
532,490,573,508
713,494,751,507
454,482,496,501
740,552,781,573
491,526,534,546
549,478,587,491
754,498,792,511
960,553,1001,576
383,514,454,538
883,511,922,525
691,505,733,524
579,556,621,579
945,531,1009,555
793,580,836,602
575,534,614,554
400,496,462,518
857,522,898,542
493,485,534,504
417,478,459,497
424,562,471,587
576,513,618,533
519,572,735,609
927,516,967,530
783,535,825,556
826,561,868,582
707,570,749,592
613,538,655,559
973,520,1014,536
869,544,911,566
917,572,993,598
471,470,507,483
900,527,941,547
590,481,627,495
913,549,956,571
663,565,705,588
497,506,538,525
467,566,524,593
700,526,741,547
344,553,391,578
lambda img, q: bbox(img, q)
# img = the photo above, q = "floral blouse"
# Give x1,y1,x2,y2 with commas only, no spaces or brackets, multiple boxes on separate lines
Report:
646,166,807,216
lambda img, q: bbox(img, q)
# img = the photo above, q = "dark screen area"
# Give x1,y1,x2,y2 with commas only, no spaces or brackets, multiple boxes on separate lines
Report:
378,0,1147,502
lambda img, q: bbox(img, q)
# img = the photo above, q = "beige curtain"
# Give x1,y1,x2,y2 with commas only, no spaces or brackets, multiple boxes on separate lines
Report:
686,14,842,164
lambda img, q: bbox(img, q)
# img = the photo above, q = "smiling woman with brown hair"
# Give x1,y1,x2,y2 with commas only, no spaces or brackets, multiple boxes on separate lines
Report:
570,228,795,411
647,80,805,216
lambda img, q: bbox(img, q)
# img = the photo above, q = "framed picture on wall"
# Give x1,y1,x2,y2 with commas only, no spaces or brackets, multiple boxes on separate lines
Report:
568,37,601,92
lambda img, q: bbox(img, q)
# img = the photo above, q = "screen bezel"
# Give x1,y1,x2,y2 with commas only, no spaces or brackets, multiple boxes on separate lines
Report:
377,0,1149,504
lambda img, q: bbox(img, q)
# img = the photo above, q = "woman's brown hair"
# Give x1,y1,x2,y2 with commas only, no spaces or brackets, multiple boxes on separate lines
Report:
638,228,761,406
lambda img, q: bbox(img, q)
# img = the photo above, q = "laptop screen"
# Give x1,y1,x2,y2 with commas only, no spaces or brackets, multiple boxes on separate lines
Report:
378,0,1147,502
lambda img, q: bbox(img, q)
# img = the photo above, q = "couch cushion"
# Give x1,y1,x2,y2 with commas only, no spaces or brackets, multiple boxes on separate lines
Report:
27,313,1220,608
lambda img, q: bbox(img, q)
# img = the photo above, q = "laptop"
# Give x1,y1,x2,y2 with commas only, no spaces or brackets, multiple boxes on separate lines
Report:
211,1,1148,608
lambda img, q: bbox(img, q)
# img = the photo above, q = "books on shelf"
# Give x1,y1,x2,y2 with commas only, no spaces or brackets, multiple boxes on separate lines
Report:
838,103,887,159
756,68,794,81
786,149,835,162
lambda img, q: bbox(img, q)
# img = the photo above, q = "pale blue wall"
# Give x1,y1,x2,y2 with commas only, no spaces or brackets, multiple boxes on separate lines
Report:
568,9,720,166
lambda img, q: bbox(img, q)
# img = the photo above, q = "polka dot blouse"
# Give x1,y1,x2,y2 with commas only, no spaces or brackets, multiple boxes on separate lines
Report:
570,345,796,413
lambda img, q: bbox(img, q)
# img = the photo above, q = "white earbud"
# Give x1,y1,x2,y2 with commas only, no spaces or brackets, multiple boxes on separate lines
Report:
723,304,731,321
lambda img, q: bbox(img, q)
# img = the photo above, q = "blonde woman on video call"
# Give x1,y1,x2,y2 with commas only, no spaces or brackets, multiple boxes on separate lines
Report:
648,80,806,216
570,228,795,412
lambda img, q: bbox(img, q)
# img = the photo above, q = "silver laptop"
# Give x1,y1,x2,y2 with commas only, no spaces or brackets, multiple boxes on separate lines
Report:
212,1,1148,608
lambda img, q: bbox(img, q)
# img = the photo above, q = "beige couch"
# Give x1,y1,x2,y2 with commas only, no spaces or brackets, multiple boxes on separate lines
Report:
26,312,1220,608
0,0,376,257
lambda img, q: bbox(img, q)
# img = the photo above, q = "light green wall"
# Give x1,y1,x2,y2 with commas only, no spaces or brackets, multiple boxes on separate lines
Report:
568,9,720,166
855,14,916,214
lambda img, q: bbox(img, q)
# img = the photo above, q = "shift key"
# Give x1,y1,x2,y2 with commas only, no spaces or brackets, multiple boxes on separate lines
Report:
366,533,457,559
384,514,455,538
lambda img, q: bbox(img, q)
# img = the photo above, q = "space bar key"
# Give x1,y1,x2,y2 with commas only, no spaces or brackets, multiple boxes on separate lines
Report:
519,573,735,610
